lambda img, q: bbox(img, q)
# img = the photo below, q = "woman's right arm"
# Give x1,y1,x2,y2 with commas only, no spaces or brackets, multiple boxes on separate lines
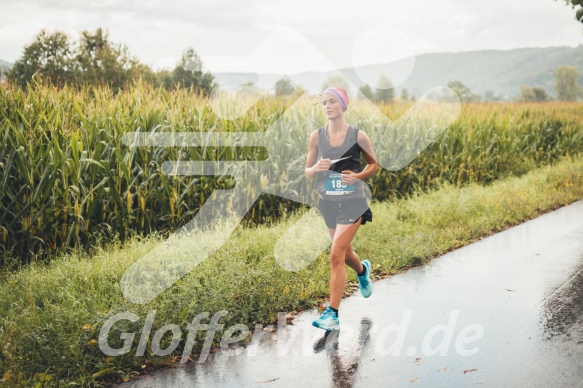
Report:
305,130,329,179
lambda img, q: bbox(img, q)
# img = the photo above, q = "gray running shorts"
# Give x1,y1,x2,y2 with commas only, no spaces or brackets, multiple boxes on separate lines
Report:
317,197,373,229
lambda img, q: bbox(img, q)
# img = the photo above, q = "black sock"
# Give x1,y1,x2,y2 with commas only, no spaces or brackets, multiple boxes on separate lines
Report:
330,306,339,315
357,264,366,277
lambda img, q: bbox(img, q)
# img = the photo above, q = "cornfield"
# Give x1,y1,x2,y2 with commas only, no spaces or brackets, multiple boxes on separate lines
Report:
1,78,582,263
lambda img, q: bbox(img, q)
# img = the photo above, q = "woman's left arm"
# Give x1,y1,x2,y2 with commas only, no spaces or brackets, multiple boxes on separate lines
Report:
341,130,379,184
354,130,378,180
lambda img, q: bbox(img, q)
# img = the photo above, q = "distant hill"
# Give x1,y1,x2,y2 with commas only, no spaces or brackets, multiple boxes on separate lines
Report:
214,45,583,101
0,59,12,82
3,45,583,99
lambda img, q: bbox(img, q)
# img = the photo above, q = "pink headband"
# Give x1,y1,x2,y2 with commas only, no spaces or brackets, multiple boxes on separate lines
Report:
323,87,349,111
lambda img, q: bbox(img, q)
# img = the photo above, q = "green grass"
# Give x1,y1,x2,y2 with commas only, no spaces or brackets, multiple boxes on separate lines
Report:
1,154,583,387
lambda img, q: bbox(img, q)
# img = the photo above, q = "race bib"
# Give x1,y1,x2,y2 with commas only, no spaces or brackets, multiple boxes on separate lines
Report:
324,171,355,195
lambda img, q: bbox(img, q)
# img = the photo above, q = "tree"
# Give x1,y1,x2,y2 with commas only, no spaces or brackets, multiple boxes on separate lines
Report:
358,84,374,100
519,85,536,102
237,81,262,97
129,61,157,85
558,1,583,25
375,75,394,103
172,47,215,95
554,66,583,101
321,74,351,96
154,69,173,90
8,29,76,87
8,27,215,93
275,76,295,96
447,80,481,102
401,88,409,101
532,87,549,102
74,27,142,90
8,27,157,91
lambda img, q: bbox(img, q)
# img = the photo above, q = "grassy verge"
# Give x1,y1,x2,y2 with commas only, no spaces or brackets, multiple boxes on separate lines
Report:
1,154,583,387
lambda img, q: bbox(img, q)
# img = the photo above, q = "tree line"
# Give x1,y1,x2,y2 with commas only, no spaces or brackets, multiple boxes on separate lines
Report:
5,27,582,102
5,28,215,95
274,68,582,103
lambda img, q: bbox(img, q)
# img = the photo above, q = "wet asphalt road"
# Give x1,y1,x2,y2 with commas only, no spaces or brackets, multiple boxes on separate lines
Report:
117,200,583,387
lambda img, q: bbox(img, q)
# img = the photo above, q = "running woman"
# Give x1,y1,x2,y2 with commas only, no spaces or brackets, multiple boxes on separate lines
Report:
304,86,379,331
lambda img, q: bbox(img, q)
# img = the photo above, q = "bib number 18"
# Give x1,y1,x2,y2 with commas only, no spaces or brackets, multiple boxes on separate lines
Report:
325,172,355,195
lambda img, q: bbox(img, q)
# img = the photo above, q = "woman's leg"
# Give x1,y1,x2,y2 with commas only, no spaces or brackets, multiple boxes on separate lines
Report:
327,224,364,275
345,242,364,273
328,218,362,310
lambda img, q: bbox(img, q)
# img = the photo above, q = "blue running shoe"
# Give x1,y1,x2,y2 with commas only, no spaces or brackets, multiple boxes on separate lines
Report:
312,307,340,331
357,260,374,298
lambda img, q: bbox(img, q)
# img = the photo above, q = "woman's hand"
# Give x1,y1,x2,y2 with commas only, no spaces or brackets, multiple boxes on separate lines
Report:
341,170,361,185
311,158,331,173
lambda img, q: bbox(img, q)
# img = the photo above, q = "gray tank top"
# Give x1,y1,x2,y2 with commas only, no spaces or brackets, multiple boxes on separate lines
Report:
314,125,366,200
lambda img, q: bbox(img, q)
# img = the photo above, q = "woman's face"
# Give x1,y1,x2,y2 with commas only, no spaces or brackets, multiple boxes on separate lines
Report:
322,93,343,120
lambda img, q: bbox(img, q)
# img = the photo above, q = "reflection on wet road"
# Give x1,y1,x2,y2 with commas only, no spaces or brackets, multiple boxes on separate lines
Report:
313,318,373,387
118,200,583,387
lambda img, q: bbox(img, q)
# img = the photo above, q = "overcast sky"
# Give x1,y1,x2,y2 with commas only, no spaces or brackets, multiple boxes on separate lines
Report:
1,0,582,74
